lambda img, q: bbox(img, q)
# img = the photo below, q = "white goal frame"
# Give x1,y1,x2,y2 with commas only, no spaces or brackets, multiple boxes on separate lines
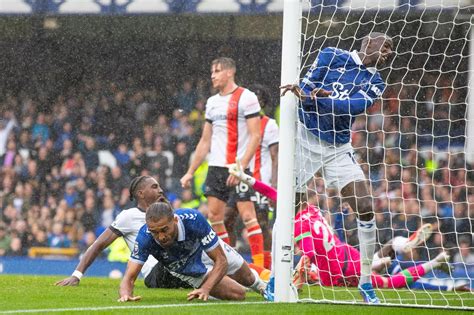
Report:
274,0,302,303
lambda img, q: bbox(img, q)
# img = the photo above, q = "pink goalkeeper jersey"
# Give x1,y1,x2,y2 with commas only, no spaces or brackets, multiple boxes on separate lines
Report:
294,206,360,287
252,179,361,286
252,179,424,288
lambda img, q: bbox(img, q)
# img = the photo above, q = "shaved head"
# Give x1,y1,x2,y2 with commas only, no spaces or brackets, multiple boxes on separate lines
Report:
361,33,392,51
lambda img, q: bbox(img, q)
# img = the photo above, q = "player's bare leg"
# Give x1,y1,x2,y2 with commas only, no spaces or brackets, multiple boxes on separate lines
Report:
228,262,267,295
224,205,239,247
208,196,230,244
341,180,379,304
372,223,433,273
207,276,247,301
237,201,264,267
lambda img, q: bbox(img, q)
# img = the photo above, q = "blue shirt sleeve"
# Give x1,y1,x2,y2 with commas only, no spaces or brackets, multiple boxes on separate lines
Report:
192,211,219,252
300,47,335,94
130,224,151,265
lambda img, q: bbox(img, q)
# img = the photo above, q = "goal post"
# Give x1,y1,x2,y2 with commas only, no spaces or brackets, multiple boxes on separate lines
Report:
276,0,474,309
467,20,474,165
274,0,302,303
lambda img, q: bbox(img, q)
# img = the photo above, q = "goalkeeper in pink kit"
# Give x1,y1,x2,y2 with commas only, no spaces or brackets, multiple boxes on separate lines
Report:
228,161,451,299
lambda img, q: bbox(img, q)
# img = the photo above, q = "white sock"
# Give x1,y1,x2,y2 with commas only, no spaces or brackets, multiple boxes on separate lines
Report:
421,260,438,273
371,252,381,269
392,236,408,253
358,218,376,285
249,268,265,293
421,252,446,273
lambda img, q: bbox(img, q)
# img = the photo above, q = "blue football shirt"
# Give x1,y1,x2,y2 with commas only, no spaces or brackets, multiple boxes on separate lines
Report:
299,47,386,144
130,209,219,277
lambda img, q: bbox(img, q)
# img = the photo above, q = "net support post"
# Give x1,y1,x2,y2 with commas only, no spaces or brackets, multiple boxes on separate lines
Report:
467,21,474,164
274,0,302,303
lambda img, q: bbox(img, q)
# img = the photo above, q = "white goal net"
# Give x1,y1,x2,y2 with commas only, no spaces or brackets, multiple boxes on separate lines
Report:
276,0,474,310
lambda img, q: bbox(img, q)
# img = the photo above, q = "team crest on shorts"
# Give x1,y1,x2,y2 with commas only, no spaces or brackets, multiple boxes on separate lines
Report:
132,241,139,257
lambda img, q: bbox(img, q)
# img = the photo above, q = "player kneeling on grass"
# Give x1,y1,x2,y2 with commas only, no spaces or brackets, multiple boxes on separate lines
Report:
118,202,266,302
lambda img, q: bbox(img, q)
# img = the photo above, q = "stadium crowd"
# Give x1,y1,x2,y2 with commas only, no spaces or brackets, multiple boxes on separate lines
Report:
0,76,472,274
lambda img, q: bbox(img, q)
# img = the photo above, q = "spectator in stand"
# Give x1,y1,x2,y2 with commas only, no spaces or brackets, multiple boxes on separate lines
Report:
114,143,131,171
142,125,155,151
109,166,130,198
5,237,25,256
147,137,170,185
453,238,474,273
47,222,71,248
31,113,50,145
129,138,148,177
63,181,78,208
172,140,190,194
80,196,99,233
0,111,17,159
13,219,31,250
36,146,53,181
31,227,48,247
82,137,100,172
0,223,11,256
176,79,198,114
54,121,74,152
179,189,200,209
100,194,117,229
3,139,17,168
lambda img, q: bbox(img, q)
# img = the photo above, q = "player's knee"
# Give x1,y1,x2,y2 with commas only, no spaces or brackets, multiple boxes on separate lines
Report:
230,288,246,300
241,212,257,223
208,212,223,222
220,285,246,300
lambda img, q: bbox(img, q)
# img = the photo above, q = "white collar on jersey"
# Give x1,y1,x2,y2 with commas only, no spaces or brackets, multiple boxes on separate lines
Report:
350,50,377,74
176,214,185,241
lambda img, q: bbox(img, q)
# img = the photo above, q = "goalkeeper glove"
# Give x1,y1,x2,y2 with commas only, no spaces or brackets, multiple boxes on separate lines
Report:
227,158,255,186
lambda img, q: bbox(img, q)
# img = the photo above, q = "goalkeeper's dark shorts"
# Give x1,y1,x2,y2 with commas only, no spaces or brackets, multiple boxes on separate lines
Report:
144,261,192,289
204,166,255,203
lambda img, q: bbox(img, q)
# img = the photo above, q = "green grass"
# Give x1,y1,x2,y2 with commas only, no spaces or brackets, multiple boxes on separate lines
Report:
0,275,472,314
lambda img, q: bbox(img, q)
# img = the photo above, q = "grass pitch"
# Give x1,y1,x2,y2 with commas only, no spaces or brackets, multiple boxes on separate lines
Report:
0,275,472,314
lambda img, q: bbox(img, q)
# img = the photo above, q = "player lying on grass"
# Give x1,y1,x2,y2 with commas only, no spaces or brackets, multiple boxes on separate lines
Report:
118,202,267,302
55,176,190,289
228,161,452,301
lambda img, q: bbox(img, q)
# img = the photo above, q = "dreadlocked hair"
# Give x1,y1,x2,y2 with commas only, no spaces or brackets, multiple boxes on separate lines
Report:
129,175,152,201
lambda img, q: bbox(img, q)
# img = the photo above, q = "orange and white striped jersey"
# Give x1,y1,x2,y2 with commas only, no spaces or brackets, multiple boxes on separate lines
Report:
251,115,279,185
205,87,261,167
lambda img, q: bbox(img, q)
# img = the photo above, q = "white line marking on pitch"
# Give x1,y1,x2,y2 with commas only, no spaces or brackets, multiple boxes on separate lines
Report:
0,301,269,314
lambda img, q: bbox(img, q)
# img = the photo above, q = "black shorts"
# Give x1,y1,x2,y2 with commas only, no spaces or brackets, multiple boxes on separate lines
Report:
253,191,271,214
204,166,255,203
144,261,192,289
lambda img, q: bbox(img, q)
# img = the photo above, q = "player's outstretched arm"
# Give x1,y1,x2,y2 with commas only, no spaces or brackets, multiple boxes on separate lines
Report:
181,121,212,189
55,228,119,286
228,159,277,202
280,85,331,100
280,84,305,99
187,245,228,301
227,158,255,186
118,261,143,302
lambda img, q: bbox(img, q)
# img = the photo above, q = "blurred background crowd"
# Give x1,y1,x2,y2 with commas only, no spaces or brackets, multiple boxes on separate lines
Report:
0,73,473,275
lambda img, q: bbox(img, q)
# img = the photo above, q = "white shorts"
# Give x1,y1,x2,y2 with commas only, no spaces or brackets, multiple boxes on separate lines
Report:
295,124,366,191
169,239,244,288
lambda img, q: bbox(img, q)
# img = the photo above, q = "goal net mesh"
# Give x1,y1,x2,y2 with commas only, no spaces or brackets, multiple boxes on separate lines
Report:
292,0,474,309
